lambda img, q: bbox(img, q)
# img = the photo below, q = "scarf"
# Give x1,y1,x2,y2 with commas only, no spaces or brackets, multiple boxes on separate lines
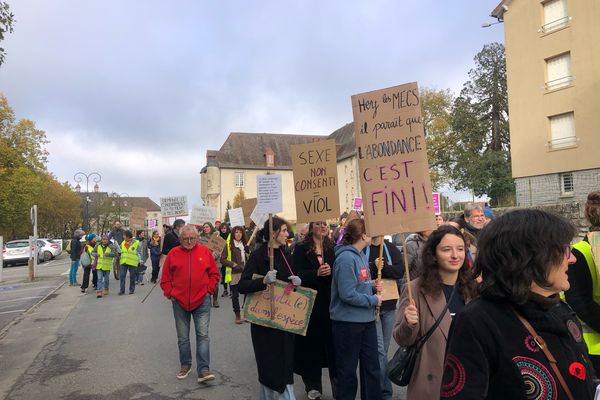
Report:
234,239,246,264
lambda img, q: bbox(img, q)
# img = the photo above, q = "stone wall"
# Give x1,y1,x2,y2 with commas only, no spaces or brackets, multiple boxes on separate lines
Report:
515,168,600,207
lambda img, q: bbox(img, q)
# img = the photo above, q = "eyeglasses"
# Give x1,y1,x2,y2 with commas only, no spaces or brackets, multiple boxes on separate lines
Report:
563,244,572,259
181,237,197,242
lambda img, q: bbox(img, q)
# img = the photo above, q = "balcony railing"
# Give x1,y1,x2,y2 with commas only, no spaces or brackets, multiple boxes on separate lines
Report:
546,135,578,149
545,75,574,91
540,16,571,34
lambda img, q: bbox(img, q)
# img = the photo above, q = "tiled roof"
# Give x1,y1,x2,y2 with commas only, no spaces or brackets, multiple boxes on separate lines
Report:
327,122,356,160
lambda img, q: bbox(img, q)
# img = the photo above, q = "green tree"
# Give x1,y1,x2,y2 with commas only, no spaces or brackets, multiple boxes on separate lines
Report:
446,43,515,206
0,1,14,67
232,188,246,209
224,201,232,224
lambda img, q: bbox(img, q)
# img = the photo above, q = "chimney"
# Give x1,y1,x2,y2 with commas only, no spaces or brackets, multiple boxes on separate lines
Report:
265,147,275,167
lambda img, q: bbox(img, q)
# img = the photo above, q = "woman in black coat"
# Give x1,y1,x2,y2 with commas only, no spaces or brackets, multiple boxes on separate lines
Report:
238,217,302,399
293,221,337,399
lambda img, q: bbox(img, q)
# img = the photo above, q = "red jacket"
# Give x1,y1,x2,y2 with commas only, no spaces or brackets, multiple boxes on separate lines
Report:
160,244,220,311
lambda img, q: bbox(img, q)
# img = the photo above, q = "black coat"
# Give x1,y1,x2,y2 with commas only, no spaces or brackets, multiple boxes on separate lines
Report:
442,295,597,399
366,240,405,310
238,243,296,393
292,241,336,380
161,231,180,256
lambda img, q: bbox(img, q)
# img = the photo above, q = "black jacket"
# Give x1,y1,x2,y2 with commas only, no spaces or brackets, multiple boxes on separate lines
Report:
70,238,83,261
366,240,404,310
161,231,180,256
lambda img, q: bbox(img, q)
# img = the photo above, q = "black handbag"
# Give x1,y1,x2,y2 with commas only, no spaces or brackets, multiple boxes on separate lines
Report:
387,285,456,386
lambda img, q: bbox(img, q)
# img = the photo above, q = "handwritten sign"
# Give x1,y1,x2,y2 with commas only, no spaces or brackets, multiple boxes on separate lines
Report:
243,279,317,336
190,206,217,225
353,197,363,211
291,139,340,223
241,198,257,226
228,207,245,228
129,207,147,229
160,196,189,218
257,174,283,214
250,204,269,227
207,232,227,254
352,82,436,236
432,192,441,215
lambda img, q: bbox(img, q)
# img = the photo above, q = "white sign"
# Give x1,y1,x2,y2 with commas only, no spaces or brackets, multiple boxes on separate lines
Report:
257,174,283,214
160,196,189,218
190,206,217,225
250,204,269,227
228,207,245,228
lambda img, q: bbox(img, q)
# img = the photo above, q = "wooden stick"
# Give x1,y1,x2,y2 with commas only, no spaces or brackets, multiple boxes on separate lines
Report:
376,238,384,320
268,214,275,320
402,235,413,303
247,225,259,246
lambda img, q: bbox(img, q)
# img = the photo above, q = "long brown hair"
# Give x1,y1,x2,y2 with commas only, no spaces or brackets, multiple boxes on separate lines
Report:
341,218,366,246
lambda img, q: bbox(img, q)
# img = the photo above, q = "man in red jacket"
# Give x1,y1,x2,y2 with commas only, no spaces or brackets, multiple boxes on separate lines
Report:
161,225,220,383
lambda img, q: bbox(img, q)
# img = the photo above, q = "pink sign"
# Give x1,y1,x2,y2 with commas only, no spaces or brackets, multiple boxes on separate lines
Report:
432,192,440,215
148,219,156,229
353,197,363,211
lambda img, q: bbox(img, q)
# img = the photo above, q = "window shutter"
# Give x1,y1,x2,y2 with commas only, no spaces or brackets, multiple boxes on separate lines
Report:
549,112,576,148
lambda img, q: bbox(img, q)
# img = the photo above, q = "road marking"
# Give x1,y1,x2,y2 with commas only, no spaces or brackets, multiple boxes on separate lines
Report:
0,296,45,303
0,309,26,315
0,286,57,294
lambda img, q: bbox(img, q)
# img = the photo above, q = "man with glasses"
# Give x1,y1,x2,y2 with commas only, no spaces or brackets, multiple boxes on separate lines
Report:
161,225,221,383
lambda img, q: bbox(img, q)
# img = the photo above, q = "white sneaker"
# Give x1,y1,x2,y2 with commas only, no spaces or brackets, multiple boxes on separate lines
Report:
307,389,322,400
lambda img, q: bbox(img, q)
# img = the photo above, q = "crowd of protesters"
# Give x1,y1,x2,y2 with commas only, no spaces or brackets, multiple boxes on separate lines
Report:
64,190,600,400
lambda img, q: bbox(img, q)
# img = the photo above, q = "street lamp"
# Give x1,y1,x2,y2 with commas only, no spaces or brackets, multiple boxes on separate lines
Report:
73,172,102,232
111,192,130,224
481,20,503,28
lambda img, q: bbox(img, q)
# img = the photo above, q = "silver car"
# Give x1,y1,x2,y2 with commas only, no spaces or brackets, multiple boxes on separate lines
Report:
38,239,62,261
3,239,44,266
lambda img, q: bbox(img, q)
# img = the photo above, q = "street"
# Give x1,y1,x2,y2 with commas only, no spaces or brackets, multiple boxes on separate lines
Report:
0,266,407,400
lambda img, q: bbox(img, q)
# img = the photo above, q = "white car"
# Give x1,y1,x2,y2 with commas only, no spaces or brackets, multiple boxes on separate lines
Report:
38,239,62,261
3,239,44,267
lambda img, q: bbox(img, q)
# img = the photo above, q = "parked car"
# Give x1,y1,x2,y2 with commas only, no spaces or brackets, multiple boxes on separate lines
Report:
3,239,44,267
38,239,62,261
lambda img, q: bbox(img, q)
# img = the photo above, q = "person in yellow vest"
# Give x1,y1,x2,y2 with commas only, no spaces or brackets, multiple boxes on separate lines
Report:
565,191,600,378
118,230,142,295
81,234,98,294
92,234,117,298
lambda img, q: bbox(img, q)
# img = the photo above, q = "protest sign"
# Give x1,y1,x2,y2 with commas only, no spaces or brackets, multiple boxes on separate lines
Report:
207,233,227,254
352,82,436,237
250,204,269,227
432,192,441,215
381,279,400,301
160,196,189,218
257,174,282,214
241,198,257,226
148,219,156,229
291,139,340,223
353,197,363,211
242,279,317,336
228,207,245,228
129,207,147,229
190,206,217,225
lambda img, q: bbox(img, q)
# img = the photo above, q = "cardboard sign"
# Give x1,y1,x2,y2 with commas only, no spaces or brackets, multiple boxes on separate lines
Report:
381,279,400,301
228,207,245,228
242,279,317,336
257,174,283,214
130,207,147,229
207,232,227,254
241,198,257,226
291,139,340,223
432,192,441,215
352,82,436,236
160,196,189,218
190,206,217,225
353,197,363,211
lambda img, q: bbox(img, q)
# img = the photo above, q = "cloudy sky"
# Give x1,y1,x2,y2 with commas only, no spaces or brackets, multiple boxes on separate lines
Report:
0,1,503,208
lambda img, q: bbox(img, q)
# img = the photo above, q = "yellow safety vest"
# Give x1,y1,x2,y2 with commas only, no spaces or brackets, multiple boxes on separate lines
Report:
571,240,600,355
96,245,113,271
120,240,140,267
224,234,232,284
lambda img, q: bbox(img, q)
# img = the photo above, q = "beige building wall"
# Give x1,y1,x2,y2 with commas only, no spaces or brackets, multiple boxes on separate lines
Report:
336,156,361,212
503,0,600,178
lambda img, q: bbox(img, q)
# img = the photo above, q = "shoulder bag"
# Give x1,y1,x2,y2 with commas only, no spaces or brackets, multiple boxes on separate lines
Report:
388,284,456,386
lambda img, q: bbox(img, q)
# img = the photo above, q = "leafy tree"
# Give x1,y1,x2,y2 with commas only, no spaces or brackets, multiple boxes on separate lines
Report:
232,188,246,209
0,1,14,67
224,201,232,224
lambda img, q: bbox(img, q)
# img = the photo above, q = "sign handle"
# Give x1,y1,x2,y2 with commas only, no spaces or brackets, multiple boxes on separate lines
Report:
247,225,260,246
376,238,384,320
268,213,275,320
402,236,413,303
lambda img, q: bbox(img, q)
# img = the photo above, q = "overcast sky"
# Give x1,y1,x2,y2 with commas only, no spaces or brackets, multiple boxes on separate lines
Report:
0,1,503,208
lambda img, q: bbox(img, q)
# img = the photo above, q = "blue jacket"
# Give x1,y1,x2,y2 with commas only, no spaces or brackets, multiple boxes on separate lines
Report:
330,244,378,323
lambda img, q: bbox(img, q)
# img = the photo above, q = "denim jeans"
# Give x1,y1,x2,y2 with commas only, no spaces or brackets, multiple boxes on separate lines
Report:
172,296,212,373
97,270,110,290
332,320,382,400
375,308,396,400
119,265,137,294
69,259,80,285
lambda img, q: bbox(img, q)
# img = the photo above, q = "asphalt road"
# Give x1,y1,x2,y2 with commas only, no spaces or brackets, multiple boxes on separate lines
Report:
0,271,407,400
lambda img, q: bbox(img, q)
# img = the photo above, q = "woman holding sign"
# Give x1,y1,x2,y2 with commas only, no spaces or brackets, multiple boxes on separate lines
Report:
393,225,476,400
238,217,303,400
293,221,337,400
330,218,383,400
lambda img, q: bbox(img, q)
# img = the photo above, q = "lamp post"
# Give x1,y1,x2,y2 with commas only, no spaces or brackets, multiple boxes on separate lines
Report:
111,192,130,225
74,172,101,232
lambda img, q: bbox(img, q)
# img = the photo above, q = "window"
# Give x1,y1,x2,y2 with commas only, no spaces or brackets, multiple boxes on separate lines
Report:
234,172,245,188
549,112,576,149
560,172,574,196
546,53,572,90
542,0,569,33
266,154,274,166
